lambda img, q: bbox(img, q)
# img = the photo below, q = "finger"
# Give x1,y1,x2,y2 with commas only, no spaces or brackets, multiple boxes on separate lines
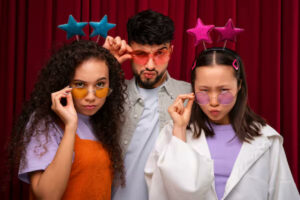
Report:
113,36,122,50
119,40,127,55
118,54,133,64
176,93,195,101
107,36,113,46
177,100,184,115
126,44,133,53
51,86,71,109
185,96,195,110
184,95,195,117
65,89,74,107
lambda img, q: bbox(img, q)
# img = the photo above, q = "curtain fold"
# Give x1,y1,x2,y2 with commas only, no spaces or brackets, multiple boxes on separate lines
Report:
0,0,299,199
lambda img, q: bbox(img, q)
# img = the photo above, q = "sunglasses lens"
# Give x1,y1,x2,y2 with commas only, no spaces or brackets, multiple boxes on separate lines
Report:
95,88,110,98
153,49,170,65
132,49,170,65
72,88,88,99
218,92,234,104
132,53,149,65
195,92,210,105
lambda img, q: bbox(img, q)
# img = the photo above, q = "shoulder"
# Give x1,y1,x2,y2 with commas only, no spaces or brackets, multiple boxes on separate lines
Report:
258,124,283,146
260,124,281,138
166,76,192,97
169,77,191,90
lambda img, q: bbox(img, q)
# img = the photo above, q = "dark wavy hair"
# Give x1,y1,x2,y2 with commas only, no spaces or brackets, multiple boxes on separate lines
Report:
8,40,126,185
127,9,174,45
189,47,266,142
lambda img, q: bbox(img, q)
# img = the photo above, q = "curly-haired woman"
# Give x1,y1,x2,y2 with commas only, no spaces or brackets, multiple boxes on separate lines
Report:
9,40,126,199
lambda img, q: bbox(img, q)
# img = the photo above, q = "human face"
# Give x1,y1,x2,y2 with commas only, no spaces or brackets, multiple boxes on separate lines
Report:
194,65,240,124
130,42,173,88
71,58,109,116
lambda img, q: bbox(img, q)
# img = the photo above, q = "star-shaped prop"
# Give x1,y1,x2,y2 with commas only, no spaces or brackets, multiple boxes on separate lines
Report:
89,15,116,39
187,18,215,48
58,15,88,40
214,18,244,42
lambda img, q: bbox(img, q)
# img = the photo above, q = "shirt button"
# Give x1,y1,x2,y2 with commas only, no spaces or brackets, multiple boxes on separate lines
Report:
134,114,138,118
124,140,128,145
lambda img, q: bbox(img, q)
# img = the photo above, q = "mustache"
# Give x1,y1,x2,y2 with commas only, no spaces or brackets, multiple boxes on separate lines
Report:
141,69,158,73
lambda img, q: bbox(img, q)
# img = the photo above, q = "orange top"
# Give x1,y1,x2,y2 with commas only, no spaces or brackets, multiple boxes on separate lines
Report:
61,134,112,199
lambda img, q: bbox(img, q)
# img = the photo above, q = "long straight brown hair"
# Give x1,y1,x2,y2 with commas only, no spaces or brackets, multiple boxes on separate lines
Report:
189,47,266,142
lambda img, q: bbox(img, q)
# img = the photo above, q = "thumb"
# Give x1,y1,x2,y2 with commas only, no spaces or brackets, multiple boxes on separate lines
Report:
185,96,195,115
118,54,132,64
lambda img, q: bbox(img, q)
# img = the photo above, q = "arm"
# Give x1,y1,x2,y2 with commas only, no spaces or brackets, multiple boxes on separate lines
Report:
145,123,214,200
268,136,300,199
30,86,78,200
145,94,214,200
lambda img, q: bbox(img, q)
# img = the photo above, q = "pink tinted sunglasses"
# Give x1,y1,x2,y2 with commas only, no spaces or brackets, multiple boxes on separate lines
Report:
195,91,235,105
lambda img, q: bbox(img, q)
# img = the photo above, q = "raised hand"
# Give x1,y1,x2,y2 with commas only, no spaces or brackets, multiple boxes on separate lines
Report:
103,36,132,64
168,93,195,141
51,86,78,129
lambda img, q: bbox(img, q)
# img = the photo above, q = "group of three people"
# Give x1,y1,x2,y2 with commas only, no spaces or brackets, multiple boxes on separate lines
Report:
9,10,299,200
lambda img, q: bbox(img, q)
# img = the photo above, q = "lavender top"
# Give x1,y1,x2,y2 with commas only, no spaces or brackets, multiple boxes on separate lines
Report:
18,113,97,184
206,123,242,200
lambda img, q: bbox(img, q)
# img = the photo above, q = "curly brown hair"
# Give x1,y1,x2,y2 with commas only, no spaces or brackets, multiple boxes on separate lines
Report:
8,40,126,185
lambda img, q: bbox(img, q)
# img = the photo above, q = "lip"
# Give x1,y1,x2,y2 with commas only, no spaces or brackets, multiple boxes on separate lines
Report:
143,71,156,79
209,110,220,116
83,105,96,110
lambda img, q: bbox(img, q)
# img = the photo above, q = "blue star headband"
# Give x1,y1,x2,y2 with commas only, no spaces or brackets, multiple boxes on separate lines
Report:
58,14,116,42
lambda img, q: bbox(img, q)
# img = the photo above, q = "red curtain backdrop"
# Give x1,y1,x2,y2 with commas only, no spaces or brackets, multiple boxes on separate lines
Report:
0,0,299,199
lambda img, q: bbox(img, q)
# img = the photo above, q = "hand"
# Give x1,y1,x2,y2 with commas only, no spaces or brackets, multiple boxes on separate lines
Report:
51,86,78,129
168,93,195,128
103,36,133,64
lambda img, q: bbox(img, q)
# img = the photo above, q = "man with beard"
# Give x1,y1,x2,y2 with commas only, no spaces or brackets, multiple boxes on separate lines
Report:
105,10,191,200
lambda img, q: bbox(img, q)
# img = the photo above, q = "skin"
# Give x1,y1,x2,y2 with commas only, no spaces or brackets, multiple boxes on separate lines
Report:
129,42,172,89
103,36,173,89
168,65,240,142
30,58,109,199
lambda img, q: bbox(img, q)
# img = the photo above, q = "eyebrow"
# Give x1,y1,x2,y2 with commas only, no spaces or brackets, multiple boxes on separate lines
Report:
132,46,168,53
197,85,231,89
73,77,107,83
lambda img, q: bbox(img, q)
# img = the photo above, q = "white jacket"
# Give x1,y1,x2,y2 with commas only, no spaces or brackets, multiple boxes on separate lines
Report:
145,122,300,200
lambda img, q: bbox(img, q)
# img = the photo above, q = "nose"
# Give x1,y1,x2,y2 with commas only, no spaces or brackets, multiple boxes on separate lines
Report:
209,94,219,107
84,87,96,101
145,55,155,70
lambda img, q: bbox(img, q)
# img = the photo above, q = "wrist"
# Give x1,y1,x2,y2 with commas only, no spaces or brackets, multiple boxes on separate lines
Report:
172,124,187,142
64,122,77,133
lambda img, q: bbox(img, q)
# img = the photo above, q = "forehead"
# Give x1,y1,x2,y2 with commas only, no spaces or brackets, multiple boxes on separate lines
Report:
73,58,109,81
194,65,237,87
130,42,170,52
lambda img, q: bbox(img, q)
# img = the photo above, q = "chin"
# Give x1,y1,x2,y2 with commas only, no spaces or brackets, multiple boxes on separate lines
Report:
78,109,99,116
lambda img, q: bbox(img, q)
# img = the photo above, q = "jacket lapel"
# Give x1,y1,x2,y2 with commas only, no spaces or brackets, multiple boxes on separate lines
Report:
223,135,271,199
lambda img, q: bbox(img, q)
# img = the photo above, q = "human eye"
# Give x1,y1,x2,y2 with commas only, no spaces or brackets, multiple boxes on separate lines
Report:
200,89,208,92
134,51,148,57
220,88,230,93
73,82,85,88
96,82,105,88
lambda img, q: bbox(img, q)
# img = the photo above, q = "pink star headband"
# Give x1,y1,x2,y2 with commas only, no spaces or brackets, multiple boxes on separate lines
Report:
187,18,244,49
188,18,244,71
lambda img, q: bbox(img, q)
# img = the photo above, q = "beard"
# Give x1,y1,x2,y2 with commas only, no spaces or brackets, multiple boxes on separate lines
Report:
133,68,166,89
